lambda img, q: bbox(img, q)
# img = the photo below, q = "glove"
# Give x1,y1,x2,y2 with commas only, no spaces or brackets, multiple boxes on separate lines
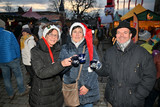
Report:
88,60,101,72
90,60,98,71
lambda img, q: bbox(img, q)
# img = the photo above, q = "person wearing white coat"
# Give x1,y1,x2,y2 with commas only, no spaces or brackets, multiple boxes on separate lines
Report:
20,28,36,87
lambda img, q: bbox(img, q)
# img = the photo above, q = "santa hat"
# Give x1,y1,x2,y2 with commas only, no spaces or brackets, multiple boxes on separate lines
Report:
43,25,61,40
69,22,93,62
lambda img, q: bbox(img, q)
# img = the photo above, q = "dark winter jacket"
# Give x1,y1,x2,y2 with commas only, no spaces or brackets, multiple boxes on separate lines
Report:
59,40,100,105
29,39,65,107
96,41,156,107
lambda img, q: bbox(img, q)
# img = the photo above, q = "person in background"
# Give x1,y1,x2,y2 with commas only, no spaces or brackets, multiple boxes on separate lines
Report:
21,24,39,43
32,22,40,41
20,28,36,88
60,22,101,107
29,24,71,107
144,41,160,107
13,22,22,40
17,24,30,45
95,21,156,107
0,19,28,100
61,24,70,45
137,29,154,54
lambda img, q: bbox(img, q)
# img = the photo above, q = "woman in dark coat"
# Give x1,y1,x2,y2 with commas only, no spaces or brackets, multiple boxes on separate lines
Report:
29,24,71,107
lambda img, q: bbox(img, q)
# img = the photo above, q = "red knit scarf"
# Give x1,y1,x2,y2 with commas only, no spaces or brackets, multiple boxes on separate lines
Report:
42,37,54,63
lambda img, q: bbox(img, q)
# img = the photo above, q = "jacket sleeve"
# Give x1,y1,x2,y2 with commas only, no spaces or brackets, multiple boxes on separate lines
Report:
92,45,102,69
31,48,65,79
84,46,102,89
95,50,110,77
135,53,156,100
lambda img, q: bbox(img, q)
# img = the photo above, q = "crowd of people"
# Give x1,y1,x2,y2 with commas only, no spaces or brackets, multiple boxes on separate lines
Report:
0,18,160,107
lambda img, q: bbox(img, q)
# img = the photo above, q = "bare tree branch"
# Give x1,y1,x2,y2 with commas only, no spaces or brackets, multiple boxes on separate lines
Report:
47,0,60,12
69,0,96,20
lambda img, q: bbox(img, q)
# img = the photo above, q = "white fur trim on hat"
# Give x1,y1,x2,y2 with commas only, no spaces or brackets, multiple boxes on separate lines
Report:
43,25,61,40
69,22,86,36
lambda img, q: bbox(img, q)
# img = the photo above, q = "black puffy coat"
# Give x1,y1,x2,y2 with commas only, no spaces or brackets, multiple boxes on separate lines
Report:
29,39,65,107
96,41,156,107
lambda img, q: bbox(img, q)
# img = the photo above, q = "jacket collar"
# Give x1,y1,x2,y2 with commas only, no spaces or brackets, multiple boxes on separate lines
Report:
38,39,60,53
115,40,135,53
69,39,86,48
71,38,85,48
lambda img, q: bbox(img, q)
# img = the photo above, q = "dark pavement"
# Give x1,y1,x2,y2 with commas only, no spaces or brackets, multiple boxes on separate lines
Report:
0,63,108,107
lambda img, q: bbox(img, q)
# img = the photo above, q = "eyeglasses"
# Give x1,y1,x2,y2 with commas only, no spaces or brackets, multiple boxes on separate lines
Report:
48,33,58,38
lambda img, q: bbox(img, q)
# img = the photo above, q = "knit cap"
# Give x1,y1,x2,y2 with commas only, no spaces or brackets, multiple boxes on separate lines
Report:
22,28,32,34
139,30,151,41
